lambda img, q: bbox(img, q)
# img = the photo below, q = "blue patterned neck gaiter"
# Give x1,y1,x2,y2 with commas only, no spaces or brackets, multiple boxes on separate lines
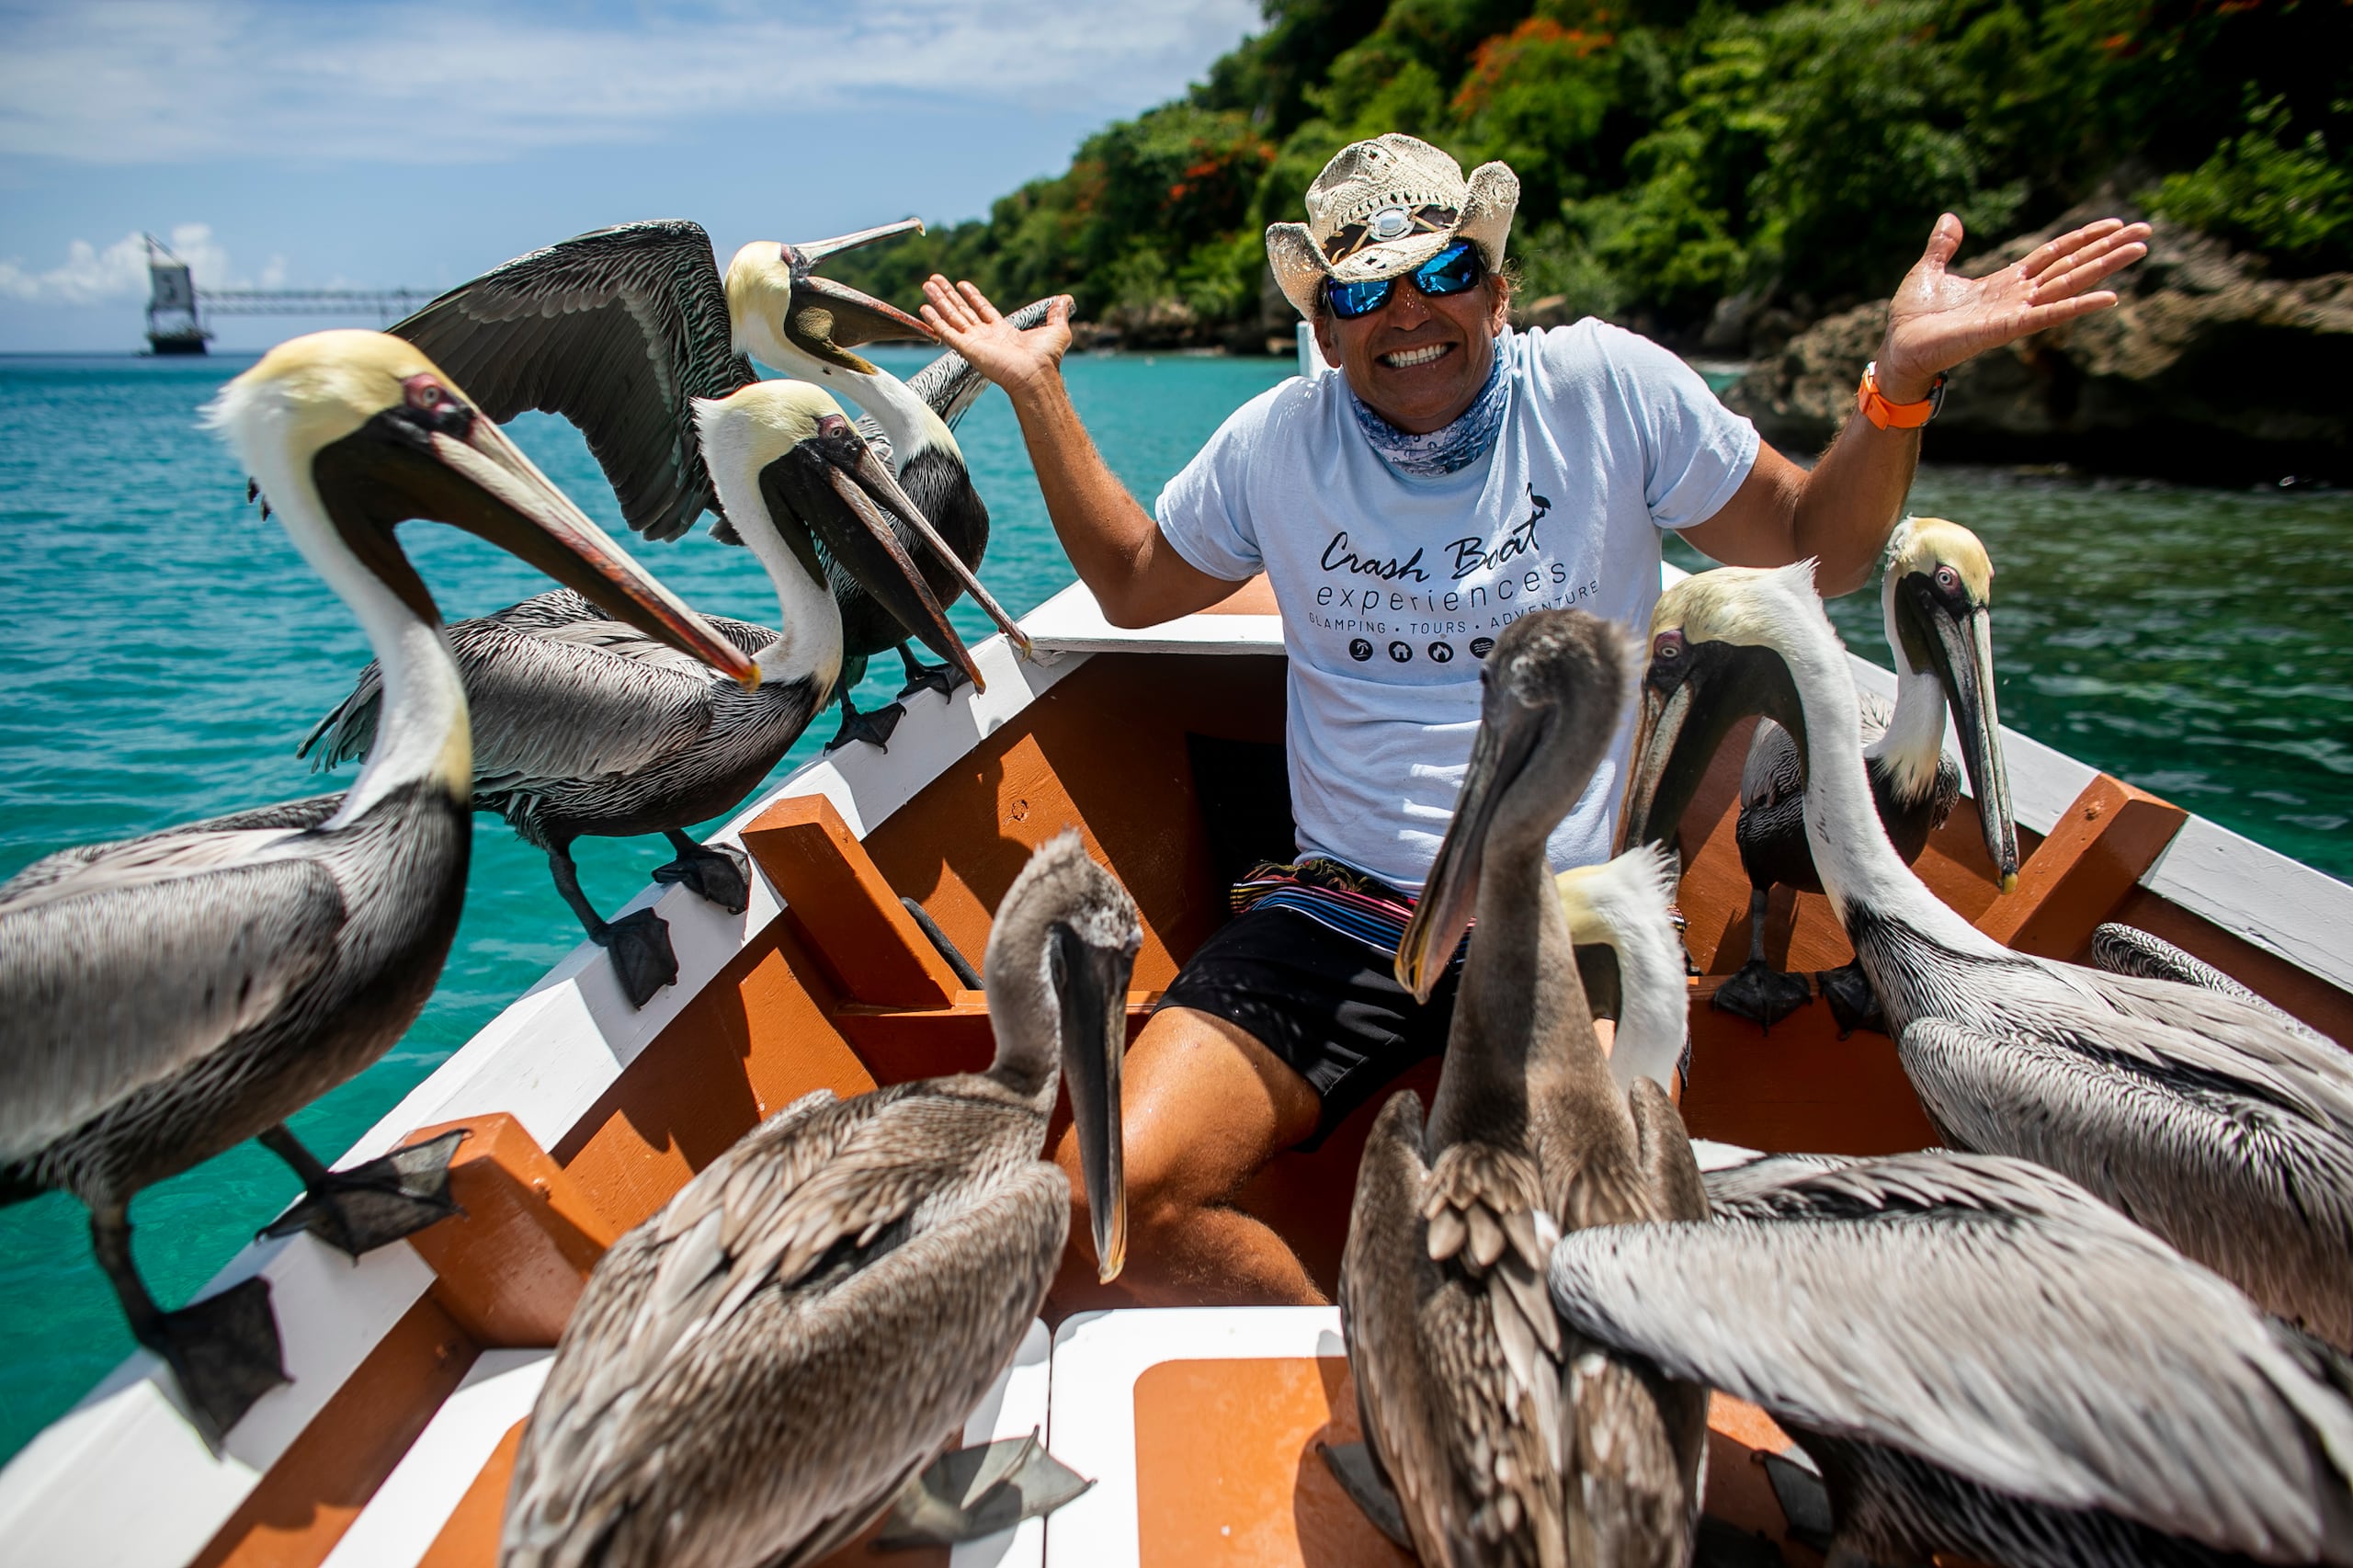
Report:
1347,344,1510,477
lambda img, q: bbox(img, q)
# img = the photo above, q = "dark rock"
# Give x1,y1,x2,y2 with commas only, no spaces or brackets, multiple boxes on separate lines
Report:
1724,201,2353,482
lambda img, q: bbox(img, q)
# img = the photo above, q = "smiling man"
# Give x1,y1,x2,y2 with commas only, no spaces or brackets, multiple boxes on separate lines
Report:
922,133,2146,1307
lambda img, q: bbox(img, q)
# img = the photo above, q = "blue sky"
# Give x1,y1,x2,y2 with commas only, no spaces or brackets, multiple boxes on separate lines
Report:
0,0,1260,351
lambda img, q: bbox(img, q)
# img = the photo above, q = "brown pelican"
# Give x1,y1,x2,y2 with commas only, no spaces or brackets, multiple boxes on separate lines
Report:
1342,610,1709,1568
1717,517,2019,1031
500,832,1134,1568
388,217,933,540
1551,1149,2353,1568
1620,562,2353,1349
759,296,1055,748
1554,844,1690,1096
300,380,1013,1007
0,331,755,1442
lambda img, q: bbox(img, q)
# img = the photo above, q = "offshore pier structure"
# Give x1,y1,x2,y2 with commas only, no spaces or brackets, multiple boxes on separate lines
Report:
142,233,429,354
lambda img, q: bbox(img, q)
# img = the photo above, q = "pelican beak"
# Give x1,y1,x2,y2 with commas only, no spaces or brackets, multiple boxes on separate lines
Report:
1899,578,2019,891
789,216,926,268
766,415,984,687
781,221,936,374
1053,922,1136,1282
1619,634,1801,854
321,403,757,687
1396,686,1546,1004
840,432,1036,664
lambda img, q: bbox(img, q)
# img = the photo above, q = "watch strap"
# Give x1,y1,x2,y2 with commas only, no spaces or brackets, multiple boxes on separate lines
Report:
1857,361,1945,430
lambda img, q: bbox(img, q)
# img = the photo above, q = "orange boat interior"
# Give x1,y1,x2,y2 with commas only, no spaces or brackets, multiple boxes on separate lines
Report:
189,646,2353,1568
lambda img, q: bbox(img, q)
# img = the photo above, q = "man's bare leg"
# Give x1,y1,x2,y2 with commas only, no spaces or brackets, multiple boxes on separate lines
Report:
1052,1006,1324,1307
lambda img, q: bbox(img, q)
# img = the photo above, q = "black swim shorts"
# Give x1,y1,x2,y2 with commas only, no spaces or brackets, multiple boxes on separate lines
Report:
1156,903,1461,1148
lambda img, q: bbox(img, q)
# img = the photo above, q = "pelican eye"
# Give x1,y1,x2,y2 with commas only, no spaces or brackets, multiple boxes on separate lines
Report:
398,374,473,436
1935,565,1961,593
1653,631,1685,661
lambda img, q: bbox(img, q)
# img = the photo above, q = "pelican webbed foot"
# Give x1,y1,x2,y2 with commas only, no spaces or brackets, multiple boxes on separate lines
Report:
895,642,972,702
93,1206,287,1446
597,907,679,1007
259,1125,470,1256
872,1430,1093,1551
1317,1439,1413,1550
1710,960,1814,1029
547,844,679,1006
823,689,904,753
651,833,751,915
1814,960,1886,1037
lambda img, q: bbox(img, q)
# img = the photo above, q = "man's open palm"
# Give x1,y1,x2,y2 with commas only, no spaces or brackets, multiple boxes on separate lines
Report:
1878,213,2151,403
921,277,1074,396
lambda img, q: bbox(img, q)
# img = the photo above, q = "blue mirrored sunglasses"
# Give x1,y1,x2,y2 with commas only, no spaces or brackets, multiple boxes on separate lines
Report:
1324,239,1485,321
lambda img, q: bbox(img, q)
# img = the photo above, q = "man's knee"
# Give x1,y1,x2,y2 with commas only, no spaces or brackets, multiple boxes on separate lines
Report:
1054,1006,1318,1235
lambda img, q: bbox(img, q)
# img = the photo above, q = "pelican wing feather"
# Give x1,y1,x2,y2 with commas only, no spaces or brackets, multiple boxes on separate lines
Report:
1344,1092,1569,1568
0,844,343,1163
506,1085,1064,1568
2086,925,2333,1046
390,221,756,541
1549,1151,2353,1563
303,601,727,790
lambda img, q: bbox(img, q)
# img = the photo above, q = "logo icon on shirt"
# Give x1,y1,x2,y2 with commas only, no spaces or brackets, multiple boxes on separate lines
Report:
1427,642,1454,663
1349,638,1374,662
1388,641,1413,663
1470,637,1495,658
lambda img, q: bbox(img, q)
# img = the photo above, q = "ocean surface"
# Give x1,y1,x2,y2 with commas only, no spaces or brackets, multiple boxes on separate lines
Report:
1,347,2347,1458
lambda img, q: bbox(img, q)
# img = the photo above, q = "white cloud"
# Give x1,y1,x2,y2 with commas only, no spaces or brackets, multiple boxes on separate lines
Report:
0,0,1262,165
0,222,243,302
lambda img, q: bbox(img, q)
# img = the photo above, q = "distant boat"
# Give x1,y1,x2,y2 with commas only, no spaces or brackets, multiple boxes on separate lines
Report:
142,235,209,356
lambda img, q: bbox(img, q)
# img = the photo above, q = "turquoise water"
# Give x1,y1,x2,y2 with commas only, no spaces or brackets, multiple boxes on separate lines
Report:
1,348,2347,1457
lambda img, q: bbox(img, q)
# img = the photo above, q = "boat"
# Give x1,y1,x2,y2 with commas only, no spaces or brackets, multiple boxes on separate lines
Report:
5,340,2348,1568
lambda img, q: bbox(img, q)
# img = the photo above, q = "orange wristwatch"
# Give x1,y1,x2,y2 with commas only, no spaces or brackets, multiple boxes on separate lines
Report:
1857,361,1946,430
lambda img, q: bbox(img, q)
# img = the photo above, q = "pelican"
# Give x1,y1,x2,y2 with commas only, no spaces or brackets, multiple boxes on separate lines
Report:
1551,1149,2353,1567
1620,562,2353,1349
1341,610,1708,1568
1554,844,1690,1096
301,381,1004,1007
389,221,1035,748
0,331,754,1441
1716,517,2019,1030
388,217,932,540
761,296,1055,747
501,832,1135,1568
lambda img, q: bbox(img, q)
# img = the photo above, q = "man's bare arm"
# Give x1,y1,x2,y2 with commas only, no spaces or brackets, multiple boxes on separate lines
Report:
919,278,1239,628
1683,213,2150,595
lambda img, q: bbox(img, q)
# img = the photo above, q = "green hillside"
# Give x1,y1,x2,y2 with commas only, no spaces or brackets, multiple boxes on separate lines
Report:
835,0,2350,351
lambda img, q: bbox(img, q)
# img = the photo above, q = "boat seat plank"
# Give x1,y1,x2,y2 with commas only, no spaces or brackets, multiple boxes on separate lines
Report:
1978,775,2188,958
399,1114,621,1350
1044,1308,1814,1567
322,1350,550,1568
189,1294,480,1568
744,794,965,1009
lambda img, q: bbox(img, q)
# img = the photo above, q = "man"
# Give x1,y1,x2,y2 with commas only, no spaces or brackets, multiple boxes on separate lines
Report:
922,135,2146,1307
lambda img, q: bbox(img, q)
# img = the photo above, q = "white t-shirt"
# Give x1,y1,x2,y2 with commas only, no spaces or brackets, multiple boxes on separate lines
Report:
1154,321,1758,892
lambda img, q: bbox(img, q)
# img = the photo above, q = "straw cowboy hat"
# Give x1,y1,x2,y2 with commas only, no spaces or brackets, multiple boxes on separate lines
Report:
1266,134,1520,320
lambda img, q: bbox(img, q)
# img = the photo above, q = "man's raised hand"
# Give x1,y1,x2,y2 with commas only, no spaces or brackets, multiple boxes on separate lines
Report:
920,277,1074,398
1876,213,2151,403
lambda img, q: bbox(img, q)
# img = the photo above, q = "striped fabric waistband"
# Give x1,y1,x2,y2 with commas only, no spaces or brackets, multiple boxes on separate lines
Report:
1232,858,1457,963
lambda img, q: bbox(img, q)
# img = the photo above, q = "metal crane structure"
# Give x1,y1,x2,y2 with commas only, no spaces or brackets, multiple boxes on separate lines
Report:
142,233,429,355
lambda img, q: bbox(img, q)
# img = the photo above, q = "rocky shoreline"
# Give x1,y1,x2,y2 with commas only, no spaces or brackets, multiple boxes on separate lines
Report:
1722,205,2351,485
